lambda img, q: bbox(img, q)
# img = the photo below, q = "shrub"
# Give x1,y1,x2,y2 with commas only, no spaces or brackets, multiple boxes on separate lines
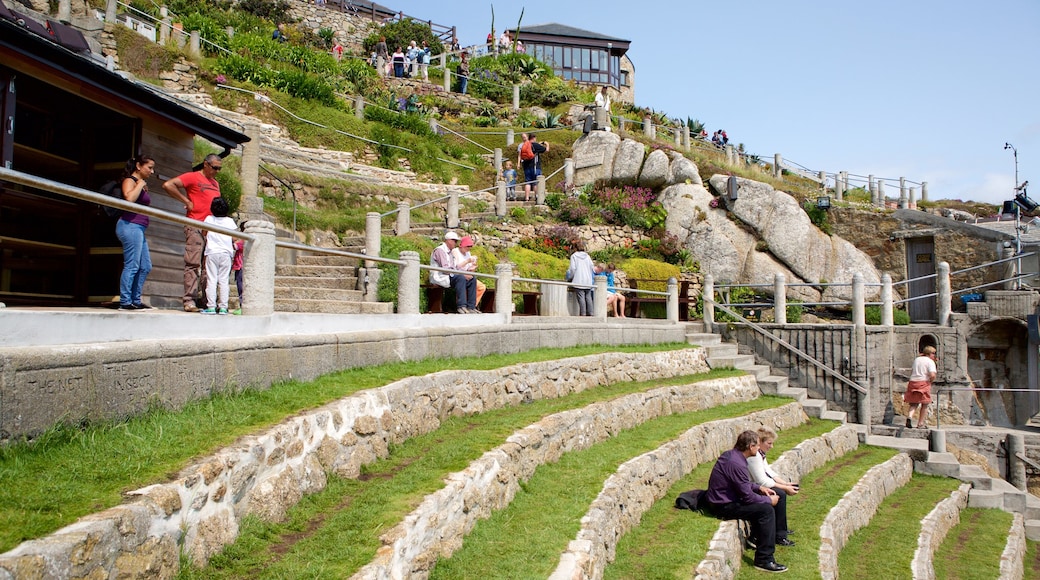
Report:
804,201,832,235
518,224,582,260
363,105,434,137
505,246,568,291
112,25,178,80
786,300,803,323
865,305,911,325
543,192,564,211
377,234,436,311
236,0,291,23
362,19,442,58
557,197,590,225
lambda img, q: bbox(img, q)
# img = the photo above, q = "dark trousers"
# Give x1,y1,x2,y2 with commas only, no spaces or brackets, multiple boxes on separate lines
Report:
706,500,777,566
574,288,593,316
450,274,476,309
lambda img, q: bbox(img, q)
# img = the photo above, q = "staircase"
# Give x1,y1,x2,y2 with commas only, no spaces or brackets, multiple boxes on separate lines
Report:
274,252,393,314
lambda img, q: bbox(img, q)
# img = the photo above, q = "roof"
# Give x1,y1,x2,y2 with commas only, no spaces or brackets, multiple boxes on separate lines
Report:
0,15,249,150
509,22,630,44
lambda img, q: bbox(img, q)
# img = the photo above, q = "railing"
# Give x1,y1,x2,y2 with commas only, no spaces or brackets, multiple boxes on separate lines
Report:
380,11,456,44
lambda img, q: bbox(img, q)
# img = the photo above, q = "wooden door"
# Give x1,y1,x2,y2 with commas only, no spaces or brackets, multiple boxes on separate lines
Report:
906,237,936,323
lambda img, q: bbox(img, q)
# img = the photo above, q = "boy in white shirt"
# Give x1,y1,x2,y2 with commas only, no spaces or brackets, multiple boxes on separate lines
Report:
202,197,237,315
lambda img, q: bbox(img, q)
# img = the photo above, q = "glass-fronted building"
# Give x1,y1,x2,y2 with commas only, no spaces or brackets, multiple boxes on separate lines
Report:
508,23,633,98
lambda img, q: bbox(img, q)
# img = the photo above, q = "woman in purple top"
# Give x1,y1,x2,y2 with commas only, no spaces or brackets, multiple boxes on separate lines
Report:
115,154,155,310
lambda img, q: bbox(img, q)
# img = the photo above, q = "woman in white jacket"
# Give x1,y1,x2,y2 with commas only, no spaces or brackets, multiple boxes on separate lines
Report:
747,427,797,545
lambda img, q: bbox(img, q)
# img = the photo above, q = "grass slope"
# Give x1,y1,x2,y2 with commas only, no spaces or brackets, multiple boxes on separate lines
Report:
0,343,686,553
934,508,1015,580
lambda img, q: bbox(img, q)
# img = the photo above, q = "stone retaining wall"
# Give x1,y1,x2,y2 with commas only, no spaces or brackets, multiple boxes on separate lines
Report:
0,348,705,579
910,484,970,579
999,513,1025,580
694,425,861,580
548,402,812,580
357,374,761,580
818,454,914,580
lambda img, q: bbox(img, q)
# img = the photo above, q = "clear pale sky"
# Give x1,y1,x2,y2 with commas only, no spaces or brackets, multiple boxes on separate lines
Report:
380,0,1039,206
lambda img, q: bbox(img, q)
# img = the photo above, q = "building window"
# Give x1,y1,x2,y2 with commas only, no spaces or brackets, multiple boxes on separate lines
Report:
620,70,629,87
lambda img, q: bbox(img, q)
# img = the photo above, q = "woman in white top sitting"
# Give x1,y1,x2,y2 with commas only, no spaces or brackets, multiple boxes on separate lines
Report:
747,427,797,544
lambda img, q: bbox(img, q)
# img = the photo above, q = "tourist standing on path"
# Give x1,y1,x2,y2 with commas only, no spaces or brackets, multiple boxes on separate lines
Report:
519,133,547,202
566,241,596,316
375,36,389,77
162,154,222,312
201,197,236,315
391,46,406,78
457,52,470,94
406,41,420,77
419,41,430,81
115,154,155,311
747,427,797,544
430,231,477,313
502,160,518,201
905,345,937,428
703,430,789,574
594,86,611,130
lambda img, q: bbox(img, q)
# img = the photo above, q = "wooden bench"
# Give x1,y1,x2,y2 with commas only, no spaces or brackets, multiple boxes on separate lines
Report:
423,284,539,315
625,278,695,321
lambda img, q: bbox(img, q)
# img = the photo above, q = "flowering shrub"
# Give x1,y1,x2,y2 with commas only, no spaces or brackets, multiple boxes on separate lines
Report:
588,185,662,229
519,224,583,259
557,197,591,225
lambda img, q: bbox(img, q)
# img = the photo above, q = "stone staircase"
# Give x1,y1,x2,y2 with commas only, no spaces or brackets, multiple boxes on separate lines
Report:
274,252,393,314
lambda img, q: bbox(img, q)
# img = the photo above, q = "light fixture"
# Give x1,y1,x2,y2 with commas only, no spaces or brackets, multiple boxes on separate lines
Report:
816,196,831,210
727,176,738,201
1015,192,1039,213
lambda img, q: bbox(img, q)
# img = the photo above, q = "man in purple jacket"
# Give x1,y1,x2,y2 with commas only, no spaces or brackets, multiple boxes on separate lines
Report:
703,430,791,573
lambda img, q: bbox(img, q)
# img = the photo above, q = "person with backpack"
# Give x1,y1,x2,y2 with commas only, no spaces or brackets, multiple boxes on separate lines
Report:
518,133,548,202
114,154,155,310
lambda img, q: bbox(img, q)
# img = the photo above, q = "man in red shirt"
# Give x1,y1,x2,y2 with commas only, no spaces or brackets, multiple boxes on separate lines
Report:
162,154,223,312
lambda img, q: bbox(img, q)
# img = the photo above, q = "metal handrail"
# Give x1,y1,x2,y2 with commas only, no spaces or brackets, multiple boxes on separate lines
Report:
0,167,253,242
274,240,404,267
705,297,866,394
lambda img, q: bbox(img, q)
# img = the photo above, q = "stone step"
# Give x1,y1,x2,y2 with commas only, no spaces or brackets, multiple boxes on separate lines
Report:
686,332,721,346
276,264,357,278
296,254,363,267
918,452,961,478
819,409,847,422
274,275,357,289
684,321,707,333
705,343,737,357
756,375,789,395
775,386,808,402
800,398,827,418
275,286,364,301
1025,520,1040,542
274,298,394,314
707,353,755,370
956,465,993,490
864,434,929,452
742,364,771,379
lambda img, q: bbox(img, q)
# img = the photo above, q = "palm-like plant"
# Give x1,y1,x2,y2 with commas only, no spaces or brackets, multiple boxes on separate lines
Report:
536,111,561,128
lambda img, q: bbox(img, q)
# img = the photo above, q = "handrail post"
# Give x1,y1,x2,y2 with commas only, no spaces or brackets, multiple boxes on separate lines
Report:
899,177,908,209
364,212,381,270
395,201,410,235
564,158,574,192
189,31,201,58
673,127,681,147
443,67,451,92
241,220,276,316
239,122,262,221
447,191,459,228
429,117,438,135
355,95,364,119
105,0,116,24
494,147,502,174
725,144,735,165
643,116,652,138
536,175,546,205
397,251,420,315
682,125,690,151
877,180,886,206
594,274,609,320
852,273,865,326
506,128,514,147
495,262,513,321
773,154,783,179
159,6,170,44
496,180,507,217
666,277,679,323
937,261,951,326
921,181,929,202
512,84,520,111
703,274,714,331
774,273,787,324
881,274,894,326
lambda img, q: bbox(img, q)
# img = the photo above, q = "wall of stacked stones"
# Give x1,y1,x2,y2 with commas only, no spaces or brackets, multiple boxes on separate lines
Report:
910,484,970,580
693,425,861,580
818,453,914,580
356,374,760,580
0,348,706,579
0,322,687,441
1000,514,1025,580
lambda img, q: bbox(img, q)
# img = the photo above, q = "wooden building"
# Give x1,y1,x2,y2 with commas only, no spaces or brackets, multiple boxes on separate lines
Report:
0,7,248,307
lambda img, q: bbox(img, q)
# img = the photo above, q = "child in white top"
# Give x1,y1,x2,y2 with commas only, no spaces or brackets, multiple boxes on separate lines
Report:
202,197,237,315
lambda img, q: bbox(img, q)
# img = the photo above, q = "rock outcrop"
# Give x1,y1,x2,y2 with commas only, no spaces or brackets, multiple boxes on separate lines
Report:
572,131,702,189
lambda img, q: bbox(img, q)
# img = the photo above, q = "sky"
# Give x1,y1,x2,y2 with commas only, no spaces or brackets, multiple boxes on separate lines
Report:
380,0,1039,206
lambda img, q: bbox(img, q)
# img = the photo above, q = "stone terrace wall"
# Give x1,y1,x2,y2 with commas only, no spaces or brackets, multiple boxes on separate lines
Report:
693,425,861,580
910,484,970,580
0,322,687,440
818,453,914,580
357,374,761,580
549,402,819,580
0,348,706,579
1000,513,1025,580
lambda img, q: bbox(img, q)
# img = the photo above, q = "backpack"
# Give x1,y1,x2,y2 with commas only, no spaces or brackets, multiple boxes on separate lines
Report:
520,140,535,161
99,180,123,218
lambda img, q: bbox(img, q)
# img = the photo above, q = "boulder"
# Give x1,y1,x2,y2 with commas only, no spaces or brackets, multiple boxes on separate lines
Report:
668,153,702,186
572,130,620,186
658,183,754,283
612,138,645,184
637,149,669,188
740,251,822,303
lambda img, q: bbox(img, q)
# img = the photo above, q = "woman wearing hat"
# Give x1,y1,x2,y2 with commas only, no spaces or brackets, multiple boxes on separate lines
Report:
452,236,486,309
430,231,477,313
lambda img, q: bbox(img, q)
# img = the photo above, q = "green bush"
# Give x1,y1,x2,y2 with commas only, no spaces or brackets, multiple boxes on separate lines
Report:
804,202,832,236
865,305,911,325
235,0,290,24
363,105,434,137
786,300,803,323
505,246,567,291
377,235,437,311
544,192,564,210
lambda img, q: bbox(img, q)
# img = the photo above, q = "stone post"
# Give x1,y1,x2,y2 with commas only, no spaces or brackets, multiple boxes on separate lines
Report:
447,191,459,228
159,7,170,44
226,26,234,39
536,175,546,205
818,170,826,194
238,122,264,222
858,386,871,428
899,177,907,208
673,127,681,147
856,325,871,428
921,181,929,202
443,68,451,92
643,116,653,138
852,273,865,327
495,262,513,321
512,84,520,111
774,273,787,325
909,186,916,208
397,251,420,315
58,0,71,22
1003,246,1017,290
188,31,201,58
438,53,446,69
682,125,690,151
354,95,364,119
881,274,894,326
595,106,608,130
1009,434,1027,491
395,201,410,235
618,117,626,134
835,171,845,201
929,428,946,452
878,180,886,206
496,180,507,217
241,220,276,316
564,158,574,192
364,212,381,270
105,0,117,24
429,118,439,136
666,277,679,323
937,261,951,326
774,154,783,179
725,144,735,165
493,147,502,174
703,274,715,330
594,275,608,320
506,128,514,147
